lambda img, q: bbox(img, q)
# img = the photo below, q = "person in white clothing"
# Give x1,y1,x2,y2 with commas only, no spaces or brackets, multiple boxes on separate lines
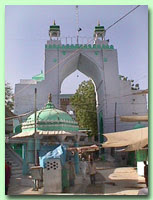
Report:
80,157,88,180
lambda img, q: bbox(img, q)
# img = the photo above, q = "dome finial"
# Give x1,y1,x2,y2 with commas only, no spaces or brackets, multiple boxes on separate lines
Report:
45,93,55,109
53,20,56,25
98,20,100,26
48,93,52,102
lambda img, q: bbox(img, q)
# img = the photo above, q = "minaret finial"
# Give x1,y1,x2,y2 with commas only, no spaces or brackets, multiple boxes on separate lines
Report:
98,20,100,26
53,20,56,25
48,93,52,102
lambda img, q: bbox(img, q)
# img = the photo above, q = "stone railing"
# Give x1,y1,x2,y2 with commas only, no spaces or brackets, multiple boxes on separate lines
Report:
54,36,94,45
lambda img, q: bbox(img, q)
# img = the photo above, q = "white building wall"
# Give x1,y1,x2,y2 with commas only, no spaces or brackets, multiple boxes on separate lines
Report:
14,38,148,133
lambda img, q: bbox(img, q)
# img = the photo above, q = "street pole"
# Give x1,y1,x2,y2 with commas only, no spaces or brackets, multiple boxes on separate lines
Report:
111,102,117,157
77,34,79,44
114,102,117,132
57,48,60,108
76,5,79,44
34,88,37,166
112,102,117,157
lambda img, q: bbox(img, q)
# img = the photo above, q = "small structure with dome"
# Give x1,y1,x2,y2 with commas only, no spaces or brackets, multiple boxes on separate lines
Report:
12,94,87,175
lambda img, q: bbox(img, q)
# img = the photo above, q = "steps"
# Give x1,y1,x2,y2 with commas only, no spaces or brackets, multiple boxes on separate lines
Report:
5,145,23,193
5,144,34,194
5,145,23,178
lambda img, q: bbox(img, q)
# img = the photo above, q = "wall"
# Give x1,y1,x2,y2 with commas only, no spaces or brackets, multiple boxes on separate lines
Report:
14,40,148,134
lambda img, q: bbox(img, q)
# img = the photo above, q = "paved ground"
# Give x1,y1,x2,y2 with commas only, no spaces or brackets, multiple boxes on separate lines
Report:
7,161,147,196
99,167,146,195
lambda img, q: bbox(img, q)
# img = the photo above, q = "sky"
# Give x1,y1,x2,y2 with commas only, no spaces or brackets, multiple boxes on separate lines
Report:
5,5,148,94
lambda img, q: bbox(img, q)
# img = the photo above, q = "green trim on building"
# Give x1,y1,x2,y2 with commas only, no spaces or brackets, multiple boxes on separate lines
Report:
95,26,105,31
62,51,66,55
110,45,114,49
11,144,23,158
99,111,104,143
133,123,147,162
136,149,148,161
45,44,114,50
127,151,136,166
104,58,108,62
49,25,60,32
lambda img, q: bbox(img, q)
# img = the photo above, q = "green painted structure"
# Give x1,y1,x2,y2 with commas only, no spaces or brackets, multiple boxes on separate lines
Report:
45,43,114,50
133,122,147,162
22,96,79,133
11,125,23,160
49,20,60,38
17,94,80,175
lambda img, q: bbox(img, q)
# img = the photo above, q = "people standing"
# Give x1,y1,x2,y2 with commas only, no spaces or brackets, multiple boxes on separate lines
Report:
144,161,148,187
88,158,97,185
80,157,88,180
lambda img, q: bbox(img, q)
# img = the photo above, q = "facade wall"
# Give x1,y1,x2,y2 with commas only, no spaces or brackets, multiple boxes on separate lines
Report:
14,39,148,134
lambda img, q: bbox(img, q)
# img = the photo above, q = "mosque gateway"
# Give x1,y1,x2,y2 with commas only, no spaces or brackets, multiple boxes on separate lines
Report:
14,21,148,138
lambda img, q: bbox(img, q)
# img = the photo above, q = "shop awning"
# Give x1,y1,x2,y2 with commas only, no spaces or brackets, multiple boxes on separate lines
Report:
120,115,148,122
124,138,148,151
102,127,148,151
67,145,99,153
12,130,87,138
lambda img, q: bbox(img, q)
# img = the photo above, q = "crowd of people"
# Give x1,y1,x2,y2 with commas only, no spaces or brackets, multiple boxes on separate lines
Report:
80,157,97,184
79,156,97,185
67,155,97,188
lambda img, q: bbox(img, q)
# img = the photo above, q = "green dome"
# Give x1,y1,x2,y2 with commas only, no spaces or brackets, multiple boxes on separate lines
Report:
49,20,60,32
94,21,105,32
32,70,44,82
22,96,79,132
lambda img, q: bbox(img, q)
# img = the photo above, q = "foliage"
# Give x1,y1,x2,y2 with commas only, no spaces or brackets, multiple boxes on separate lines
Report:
70,80,98,138
119,75,140,90
5,82,14,111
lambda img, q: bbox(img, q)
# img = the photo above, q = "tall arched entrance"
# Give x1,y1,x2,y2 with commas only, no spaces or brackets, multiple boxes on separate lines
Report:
14,22,121,136
14,22,148,138
59,52,104,141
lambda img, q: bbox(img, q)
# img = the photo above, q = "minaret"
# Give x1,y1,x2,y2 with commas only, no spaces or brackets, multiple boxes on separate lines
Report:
48,20,61,45
94,21,108,45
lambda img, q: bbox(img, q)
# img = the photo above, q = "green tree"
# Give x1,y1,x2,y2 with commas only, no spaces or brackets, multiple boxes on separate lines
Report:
5,82,14,111
70,80,98,138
